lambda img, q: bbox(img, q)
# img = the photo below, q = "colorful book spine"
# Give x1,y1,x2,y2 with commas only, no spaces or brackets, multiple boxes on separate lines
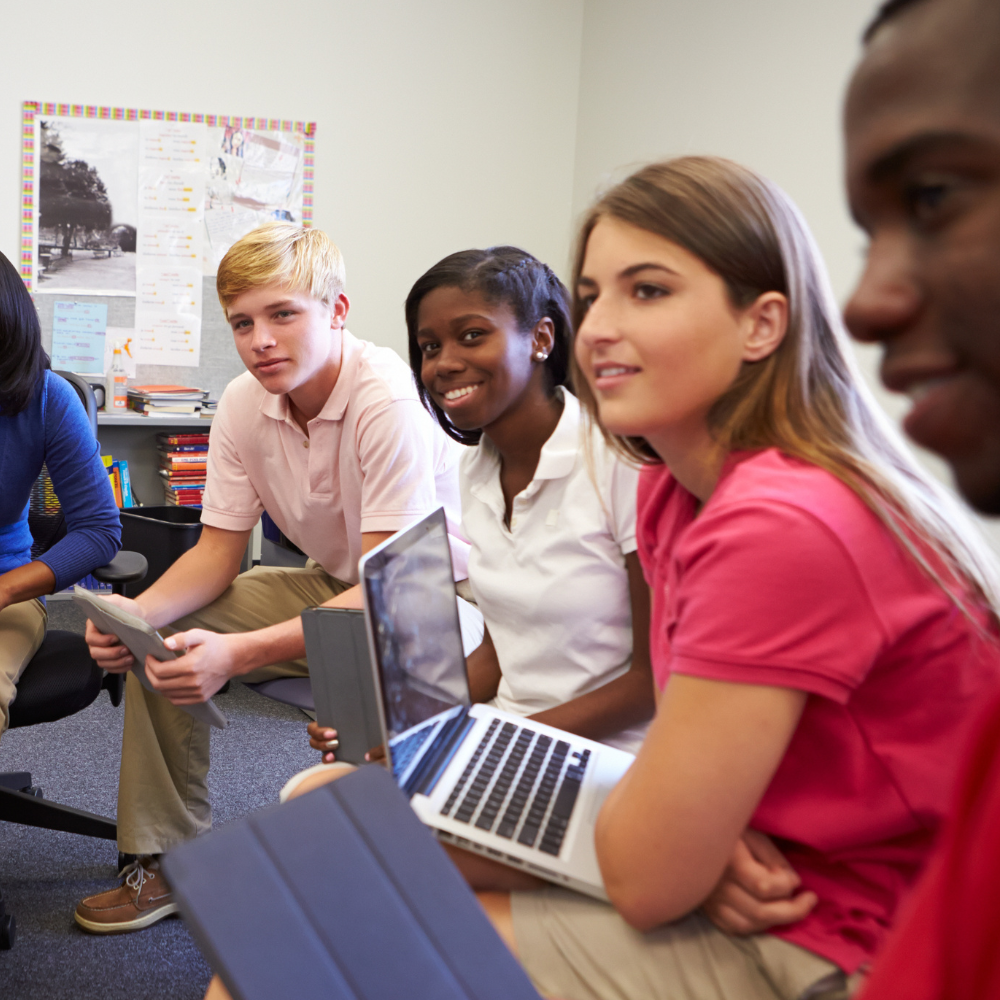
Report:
157,433,210,445
158,451,209,462
160,461,207,472
118,459,134,507
108,463,124,507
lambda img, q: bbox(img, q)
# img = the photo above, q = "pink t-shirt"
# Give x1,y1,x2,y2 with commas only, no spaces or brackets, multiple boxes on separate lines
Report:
201,329,468,583
637,449,1000,974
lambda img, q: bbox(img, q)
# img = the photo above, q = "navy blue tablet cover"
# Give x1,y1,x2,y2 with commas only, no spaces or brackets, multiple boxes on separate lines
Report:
163,764,541,1000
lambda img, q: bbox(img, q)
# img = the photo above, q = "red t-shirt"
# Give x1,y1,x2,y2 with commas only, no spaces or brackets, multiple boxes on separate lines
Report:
859,691,1000,999
637,449,1000,974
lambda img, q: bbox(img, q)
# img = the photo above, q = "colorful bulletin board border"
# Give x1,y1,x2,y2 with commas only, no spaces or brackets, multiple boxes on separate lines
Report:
19,101,316,290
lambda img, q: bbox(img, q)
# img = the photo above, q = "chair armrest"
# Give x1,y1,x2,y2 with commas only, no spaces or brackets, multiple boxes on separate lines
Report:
92,551,148,586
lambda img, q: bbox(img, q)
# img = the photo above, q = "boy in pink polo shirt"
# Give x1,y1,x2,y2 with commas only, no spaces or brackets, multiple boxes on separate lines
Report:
77,223,466,934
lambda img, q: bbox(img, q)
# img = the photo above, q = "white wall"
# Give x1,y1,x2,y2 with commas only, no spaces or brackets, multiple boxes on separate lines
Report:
571,0,1000,550
0,0,584,358
4,0,995,546
572,0,874,296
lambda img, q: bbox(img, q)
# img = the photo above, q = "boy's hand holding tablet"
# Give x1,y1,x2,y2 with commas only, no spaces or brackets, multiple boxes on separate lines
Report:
73,586,227,729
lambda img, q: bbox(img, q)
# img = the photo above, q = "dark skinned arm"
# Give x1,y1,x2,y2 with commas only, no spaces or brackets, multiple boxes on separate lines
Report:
529,552,654,741
308,597,503,761
309,554,653,759
465,623,502,703
0,561,57,612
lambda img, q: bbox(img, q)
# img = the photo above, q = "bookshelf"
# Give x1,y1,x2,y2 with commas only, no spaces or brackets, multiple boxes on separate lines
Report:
97,413,213,509
98,413,212,429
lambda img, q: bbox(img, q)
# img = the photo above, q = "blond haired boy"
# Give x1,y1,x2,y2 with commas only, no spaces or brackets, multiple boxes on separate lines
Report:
77,223,466,933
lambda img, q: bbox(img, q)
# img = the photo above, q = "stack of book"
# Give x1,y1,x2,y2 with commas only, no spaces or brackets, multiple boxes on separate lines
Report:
128,385,209,417
158,432,210,506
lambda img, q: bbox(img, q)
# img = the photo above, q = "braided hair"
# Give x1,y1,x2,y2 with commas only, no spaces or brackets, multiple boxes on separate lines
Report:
405,246,573,445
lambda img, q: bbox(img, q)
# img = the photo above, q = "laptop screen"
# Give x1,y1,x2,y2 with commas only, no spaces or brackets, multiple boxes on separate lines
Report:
361,509,471,747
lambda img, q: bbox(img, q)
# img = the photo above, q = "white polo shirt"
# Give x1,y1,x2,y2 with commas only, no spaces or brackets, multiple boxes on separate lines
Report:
201,329,468,584
461,389,647,753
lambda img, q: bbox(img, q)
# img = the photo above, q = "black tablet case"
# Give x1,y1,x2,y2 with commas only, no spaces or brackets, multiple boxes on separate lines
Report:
163,764,541,1000
301,607,383,765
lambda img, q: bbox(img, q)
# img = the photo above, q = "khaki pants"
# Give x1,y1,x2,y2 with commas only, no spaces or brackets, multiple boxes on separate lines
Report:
116,563,349,855
0,599,48,741
512,889,862,1000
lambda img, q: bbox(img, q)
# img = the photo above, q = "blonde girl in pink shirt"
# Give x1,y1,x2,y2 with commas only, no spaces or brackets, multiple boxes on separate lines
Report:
475,157,1000,1000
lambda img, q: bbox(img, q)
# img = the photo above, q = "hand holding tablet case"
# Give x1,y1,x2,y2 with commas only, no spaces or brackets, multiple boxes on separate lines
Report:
71,585,227,730
164,764,541,1000
301,607,383,764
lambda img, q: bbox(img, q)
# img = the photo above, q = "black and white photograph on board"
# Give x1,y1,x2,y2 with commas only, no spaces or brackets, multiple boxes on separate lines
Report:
34,117,138,295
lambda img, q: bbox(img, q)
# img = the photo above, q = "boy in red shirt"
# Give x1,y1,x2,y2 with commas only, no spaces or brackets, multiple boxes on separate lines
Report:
841,0,1000,995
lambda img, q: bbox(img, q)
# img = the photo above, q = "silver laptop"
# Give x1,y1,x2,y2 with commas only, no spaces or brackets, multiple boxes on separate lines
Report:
359,508,635,900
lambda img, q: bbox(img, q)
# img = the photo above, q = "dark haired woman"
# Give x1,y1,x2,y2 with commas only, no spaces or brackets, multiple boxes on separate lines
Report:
302,247,654,770
404,246,653,748
0,249,120,740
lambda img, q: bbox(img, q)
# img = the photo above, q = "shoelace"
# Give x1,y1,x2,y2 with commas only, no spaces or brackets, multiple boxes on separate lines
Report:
120,859,156,904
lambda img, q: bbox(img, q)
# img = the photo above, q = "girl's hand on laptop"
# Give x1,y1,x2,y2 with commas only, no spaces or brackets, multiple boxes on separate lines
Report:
307,721,340,762
703,829,817,935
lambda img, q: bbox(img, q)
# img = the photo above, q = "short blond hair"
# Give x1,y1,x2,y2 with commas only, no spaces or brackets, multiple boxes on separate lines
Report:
216,223,346,313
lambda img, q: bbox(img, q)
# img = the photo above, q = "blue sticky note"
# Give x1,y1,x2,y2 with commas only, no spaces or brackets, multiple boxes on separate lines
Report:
52,301,108,374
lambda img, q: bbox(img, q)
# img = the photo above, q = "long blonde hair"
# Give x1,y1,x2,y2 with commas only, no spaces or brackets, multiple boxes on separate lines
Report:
571,156,1000,615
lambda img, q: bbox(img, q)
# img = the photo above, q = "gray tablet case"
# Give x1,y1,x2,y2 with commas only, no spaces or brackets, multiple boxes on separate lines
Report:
72,585,227,729
163,764,541,1000
301,607,382,764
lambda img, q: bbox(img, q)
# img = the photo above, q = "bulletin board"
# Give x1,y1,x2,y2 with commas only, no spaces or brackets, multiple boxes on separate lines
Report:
19,101,315,393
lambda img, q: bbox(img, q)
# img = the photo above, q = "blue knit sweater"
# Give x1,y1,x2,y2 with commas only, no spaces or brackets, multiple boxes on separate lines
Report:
0,371,121,590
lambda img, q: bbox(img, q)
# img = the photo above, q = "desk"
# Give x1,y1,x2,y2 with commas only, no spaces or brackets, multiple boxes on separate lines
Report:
97,412,213,509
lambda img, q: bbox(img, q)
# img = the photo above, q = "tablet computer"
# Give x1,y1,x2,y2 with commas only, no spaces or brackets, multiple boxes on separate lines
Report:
163,764,541,1000
72,586,227,730
301,607,382,765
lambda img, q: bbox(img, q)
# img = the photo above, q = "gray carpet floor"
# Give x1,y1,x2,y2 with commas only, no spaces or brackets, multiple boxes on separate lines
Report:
0,600,319,999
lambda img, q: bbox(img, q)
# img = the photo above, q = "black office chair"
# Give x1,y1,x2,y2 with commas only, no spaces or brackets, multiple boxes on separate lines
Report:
0,371,148,950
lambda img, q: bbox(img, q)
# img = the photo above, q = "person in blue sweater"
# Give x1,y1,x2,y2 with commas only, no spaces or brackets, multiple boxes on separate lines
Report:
0,248,121,740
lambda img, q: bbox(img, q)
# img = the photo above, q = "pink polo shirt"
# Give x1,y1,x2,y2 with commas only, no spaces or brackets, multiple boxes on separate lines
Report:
637,448,1000,974
201,329,467,584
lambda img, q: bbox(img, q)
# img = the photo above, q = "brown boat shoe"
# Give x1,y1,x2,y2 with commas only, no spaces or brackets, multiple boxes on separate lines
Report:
75,856,178,934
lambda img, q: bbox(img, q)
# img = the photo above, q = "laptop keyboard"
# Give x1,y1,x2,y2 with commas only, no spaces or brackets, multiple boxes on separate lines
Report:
440,720,591,858
390,724,435,779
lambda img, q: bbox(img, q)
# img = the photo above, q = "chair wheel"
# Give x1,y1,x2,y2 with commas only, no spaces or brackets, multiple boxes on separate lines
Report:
26,786,43,798
0,913,15,950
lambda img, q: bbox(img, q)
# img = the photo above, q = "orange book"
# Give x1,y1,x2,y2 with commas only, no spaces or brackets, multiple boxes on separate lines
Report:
160,461,207,472
130,384,203,394
108,466,123,507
